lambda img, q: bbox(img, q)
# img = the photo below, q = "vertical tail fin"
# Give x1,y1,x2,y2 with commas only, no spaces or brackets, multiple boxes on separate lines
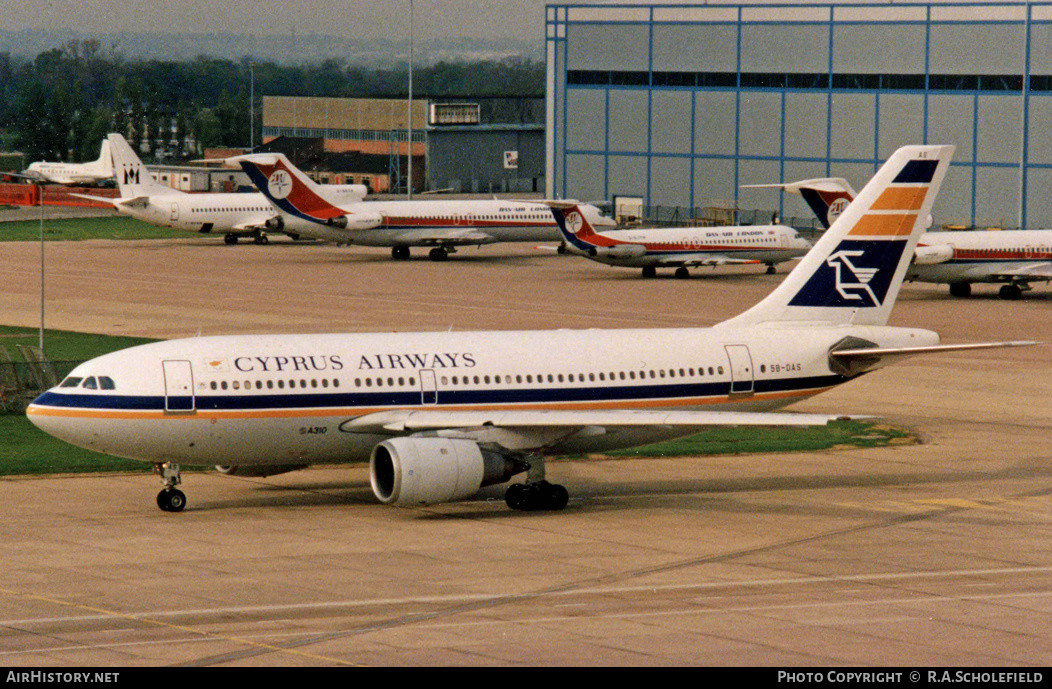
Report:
229,152,348,223
108,133,173,197
93,138,114,177
719,145,954,328
745,178,857,229
548,202,605,252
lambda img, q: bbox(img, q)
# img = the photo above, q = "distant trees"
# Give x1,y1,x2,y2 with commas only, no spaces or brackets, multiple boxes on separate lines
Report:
0,40,544,163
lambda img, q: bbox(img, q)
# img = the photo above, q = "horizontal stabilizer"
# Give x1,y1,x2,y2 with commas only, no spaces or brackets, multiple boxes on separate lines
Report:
830,340,1039,376
69,193,118,206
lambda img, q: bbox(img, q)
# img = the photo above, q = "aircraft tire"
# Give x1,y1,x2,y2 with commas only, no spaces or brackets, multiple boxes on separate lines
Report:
642,266,657,278
157,488,186,512
224,234,238,245
999,284,1023,300
949,282,971,298
429,247,448,262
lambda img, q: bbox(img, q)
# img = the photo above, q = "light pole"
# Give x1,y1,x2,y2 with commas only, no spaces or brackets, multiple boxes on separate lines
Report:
249,61,256,151
407,0,413,199
10,171,45,352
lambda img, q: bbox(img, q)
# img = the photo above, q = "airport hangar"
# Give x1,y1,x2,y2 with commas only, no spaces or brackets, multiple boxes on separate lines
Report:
545,0,1052,230
260,95,546,195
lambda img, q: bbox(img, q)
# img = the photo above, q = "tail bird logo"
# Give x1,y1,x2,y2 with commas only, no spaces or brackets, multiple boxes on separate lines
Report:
826,250,880,305
788,240,906,309
267,170,292,200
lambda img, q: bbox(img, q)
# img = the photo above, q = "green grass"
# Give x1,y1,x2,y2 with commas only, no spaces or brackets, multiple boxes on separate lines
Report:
0,325,155,364
0,216,188,241
604,420,915,459
0,415,152,475
0,325,917,477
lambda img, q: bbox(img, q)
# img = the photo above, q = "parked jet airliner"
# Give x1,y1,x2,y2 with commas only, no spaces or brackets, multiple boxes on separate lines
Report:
84,134,369,245
230,151,614,261
25,138,114,186
27,145,1033,514
765,176,1052,299
552,203,812,278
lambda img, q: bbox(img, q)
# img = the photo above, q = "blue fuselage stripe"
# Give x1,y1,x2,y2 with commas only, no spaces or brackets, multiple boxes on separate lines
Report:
33,374,846,412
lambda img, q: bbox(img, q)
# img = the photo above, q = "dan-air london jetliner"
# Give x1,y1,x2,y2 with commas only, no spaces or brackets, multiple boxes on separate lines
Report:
230,151,614,261
27,146,1034,513
551,202,812,278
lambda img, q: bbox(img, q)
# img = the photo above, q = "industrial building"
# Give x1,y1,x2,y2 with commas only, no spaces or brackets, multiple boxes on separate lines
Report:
546,1,1052,229
262,96,544,194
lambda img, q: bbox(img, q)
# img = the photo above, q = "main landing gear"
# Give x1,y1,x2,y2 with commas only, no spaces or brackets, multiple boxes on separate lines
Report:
390,246,456,261
223,231,269,245
504,454,569,511
155,462,186,512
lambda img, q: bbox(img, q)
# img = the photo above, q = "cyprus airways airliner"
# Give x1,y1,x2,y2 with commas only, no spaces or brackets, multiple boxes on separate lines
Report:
760,176,1052,299
230,151,614,261
27,145,1032,514
552,203,812,278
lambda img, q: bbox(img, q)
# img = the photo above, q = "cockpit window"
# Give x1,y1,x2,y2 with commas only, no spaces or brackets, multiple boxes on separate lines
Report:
60,377,83,388
99,376,116,390
82,377,98,390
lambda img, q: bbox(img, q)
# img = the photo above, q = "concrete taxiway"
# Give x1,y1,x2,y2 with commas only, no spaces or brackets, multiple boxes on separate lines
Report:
0,237,1049,666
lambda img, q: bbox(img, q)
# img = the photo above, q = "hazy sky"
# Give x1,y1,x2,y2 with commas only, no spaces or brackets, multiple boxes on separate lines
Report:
0,0,555,42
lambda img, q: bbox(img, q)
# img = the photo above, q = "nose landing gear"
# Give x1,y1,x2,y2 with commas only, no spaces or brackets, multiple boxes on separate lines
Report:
155,462,186,512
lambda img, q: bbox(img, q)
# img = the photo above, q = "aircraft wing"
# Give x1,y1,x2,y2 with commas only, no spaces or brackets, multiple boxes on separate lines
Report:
394,228,499,246
340,409,860,452
655,254,760,267
990,263,1052,281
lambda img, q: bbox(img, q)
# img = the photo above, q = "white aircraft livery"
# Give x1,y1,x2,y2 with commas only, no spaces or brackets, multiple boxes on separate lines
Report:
231,151,615,261
25,138,114,186
91,134,368,245
26,145,1033,513
552,202,812,278
768,176,1052,299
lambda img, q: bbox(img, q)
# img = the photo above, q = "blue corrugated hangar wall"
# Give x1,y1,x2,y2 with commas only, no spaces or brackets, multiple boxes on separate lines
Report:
546,2,1052,229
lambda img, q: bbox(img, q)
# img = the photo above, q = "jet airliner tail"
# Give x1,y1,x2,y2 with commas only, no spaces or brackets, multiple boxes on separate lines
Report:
719,145,954,328
548,201,605,253
108,133,175,198
230,152,349,224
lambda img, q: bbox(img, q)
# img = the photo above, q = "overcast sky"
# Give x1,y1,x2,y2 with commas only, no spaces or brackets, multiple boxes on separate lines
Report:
0,0,555,42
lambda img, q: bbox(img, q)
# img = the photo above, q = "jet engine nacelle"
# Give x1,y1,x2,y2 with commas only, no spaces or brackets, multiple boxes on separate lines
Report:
215,463,309,477
914,244,954,265
265,215,284,231
590,244,647,260
369,437,527,506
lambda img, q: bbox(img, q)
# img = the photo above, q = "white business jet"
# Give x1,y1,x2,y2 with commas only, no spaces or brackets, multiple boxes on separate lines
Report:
88,134,369,245
230,151,614,261
27,145,1033,513
25,138,115,186
553,203,812,278
756,176,1052,299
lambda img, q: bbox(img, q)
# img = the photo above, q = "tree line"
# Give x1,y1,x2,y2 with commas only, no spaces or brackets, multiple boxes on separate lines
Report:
0,39,545,164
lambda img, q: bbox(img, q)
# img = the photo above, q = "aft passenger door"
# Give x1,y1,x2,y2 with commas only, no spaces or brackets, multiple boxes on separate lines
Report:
162,360,195,413
724,345,754,397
